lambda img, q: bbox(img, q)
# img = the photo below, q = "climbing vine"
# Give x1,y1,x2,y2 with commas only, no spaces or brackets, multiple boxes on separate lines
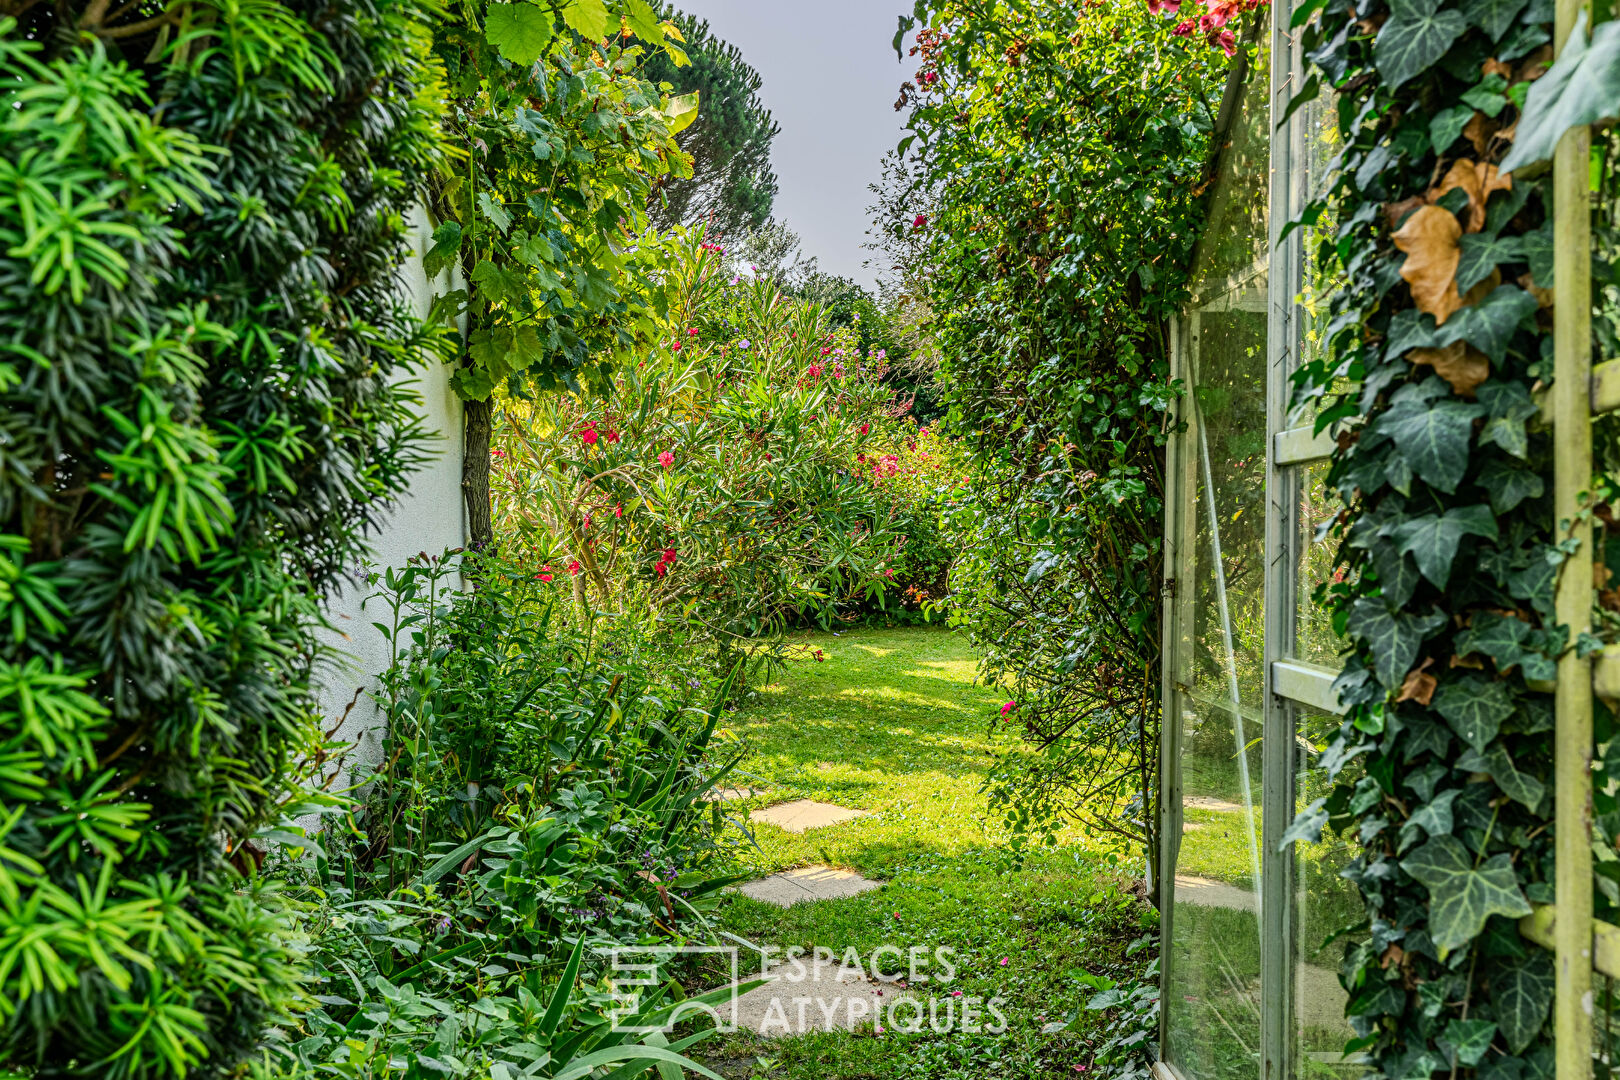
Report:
1284,0,1620,1076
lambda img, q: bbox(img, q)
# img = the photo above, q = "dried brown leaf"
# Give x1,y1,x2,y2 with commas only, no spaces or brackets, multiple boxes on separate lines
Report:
1463,112,1497,154
1397,657,1438,705
1386,195,1426,230
1429,160,1512,233
1518,272,1553,308
1482,58,1512,79
1410,340,1491,396
1393,204,1463,323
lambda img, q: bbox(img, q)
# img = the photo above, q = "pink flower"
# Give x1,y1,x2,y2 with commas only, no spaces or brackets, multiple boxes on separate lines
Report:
614,504,624,518
1000,701,1016,716
606,429,621,444
568,560,581,576
1148,0,1181,10
913,213,928,229
688,327,698,336
672,341,682,351
998,957,1009,966
1171,18,1195,33
537,565,554,583
919,427,929,436
1208,27,1236,54
951,990,963,998
658,451,675,469
581,426,598,446
860,423,870,435
491,448,506,458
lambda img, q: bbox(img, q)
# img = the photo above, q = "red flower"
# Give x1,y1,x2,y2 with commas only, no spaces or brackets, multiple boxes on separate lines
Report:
491,448,506,458
860,423,870,435
1171,18,1195,33
687,327,698,336
581,426,599,446
655,561,667,577
606,428,621,444
658,450,675,469
614,504,624,518
537,565,554,583
672,341,682,351
913,214,928,229
663,548,677,562
568,560,582,576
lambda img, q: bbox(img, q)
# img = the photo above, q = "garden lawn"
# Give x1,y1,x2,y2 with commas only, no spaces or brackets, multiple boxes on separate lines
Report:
697,626,1156,1080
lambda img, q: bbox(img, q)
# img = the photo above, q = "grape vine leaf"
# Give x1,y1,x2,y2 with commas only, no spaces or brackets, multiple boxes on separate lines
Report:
1376,0,1468,89
1392,504,1498,586
1491,951,1554,1052
1444,1019,1499,1066
1403,836,1532,952
623,0,663,42
1433,674,1515,752
1380,397,1483,494
1500,12,1620,173
485,3,556,66
1434,285,1539,363
561,0,610,41
1460,0,1529,40
1347,599,1447,688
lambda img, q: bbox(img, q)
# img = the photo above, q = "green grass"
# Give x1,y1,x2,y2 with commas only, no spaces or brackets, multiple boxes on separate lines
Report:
693,626,1155,1080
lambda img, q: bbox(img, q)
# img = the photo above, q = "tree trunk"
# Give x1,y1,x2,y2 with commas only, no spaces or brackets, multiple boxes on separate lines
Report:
463,396,493,552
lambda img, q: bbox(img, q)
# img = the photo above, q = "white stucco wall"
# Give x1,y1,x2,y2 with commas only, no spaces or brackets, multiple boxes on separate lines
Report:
311,205,465,776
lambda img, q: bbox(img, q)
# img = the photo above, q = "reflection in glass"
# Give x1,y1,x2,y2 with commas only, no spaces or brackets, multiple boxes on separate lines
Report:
1293,706,1362,1077
1295,463,1342,668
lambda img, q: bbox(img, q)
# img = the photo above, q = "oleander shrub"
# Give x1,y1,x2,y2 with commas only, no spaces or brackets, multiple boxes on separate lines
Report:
0,3,445,1074
489,232,957,668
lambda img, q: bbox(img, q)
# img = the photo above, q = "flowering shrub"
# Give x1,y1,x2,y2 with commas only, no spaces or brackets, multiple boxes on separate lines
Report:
489,231,954,667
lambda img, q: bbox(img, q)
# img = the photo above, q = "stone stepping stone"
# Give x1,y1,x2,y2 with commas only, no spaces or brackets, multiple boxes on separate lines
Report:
749,798,868,833
738,865,882,907
718,953,913,1036
1174,873,1257,911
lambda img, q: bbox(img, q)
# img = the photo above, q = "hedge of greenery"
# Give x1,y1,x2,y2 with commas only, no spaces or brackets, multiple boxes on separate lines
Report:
0,2,445,1073
884,0,1231,856
1282,0,1620,1076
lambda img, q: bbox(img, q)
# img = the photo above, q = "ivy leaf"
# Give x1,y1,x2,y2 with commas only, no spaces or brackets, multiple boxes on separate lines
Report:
1478,457,1544,512
1444,1018,1499,1066
1457,233,1525,294
1454,612,1531,671
1435,285,1539,363
1404,715,1455,761
1434,674,1515,753
1491,951,1555,1052
1429,103,1474,153
1347,599,1446,689
484,2,556,66
1403,836,1532,952
561,0,610,41
1392,504,1498,586
1407,787,1460,838
1460,0,1529,40
1500,13,1620,173
1279,798,1329,849
1376,0,1468,90
1381,397,1483,494
1373,543,1423,608
1522,223,1554,288
1483,744,1545,810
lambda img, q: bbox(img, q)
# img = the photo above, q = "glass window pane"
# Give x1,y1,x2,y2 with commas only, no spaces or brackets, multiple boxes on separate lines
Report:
1294,704,1361,1076
1295,462,1342,668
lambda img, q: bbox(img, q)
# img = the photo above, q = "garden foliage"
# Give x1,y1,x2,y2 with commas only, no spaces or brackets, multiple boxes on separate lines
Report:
490,233,960,671
0,0,446,1073
884,0,1232,853
427,1,697,549
265,553,743,1077
1280,0,1620,1074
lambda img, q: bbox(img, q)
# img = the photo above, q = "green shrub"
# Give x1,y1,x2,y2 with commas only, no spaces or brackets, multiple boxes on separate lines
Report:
0,2,445,1073
265,551,743,1077
490,232,958,664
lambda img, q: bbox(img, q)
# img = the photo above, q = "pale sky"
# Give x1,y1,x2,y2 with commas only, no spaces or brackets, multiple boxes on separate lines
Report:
672,0,913,287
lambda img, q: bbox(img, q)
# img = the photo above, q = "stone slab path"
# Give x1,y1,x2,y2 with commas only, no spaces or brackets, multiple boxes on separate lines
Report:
749,798,868,833
738,865,882,907
702,785,760,802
